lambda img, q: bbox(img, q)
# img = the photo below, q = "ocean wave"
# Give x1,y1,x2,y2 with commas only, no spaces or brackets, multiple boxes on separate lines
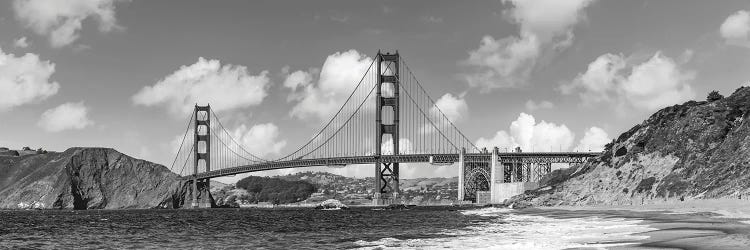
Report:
355,207,654,249
459,207,513,216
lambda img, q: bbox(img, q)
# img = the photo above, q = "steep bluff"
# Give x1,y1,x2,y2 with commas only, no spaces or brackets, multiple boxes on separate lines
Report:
513,87,750,206
0,147,208,209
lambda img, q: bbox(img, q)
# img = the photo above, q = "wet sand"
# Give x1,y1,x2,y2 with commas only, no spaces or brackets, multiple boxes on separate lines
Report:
535,199,750,249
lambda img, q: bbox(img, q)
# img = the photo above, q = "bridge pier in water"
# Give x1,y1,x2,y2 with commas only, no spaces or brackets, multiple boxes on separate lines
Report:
188,179,212,208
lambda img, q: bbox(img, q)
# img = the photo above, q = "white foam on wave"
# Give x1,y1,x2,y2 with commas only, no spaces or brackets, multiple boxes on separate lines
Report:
460,207,513,216
354,207,655,250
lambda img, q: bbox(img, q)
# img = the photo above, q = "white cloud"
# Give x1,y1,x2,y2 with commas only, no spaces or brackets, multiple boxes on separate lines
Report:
132,57,271,116
431,93,468,123
476,130,514,152
504,0,595,42
418,93,469,135
562,51,696,111
561,53,625,104
462,0,595,91
525,100,554,111
13,0,123,48
0,47,60,111
720,10,750,48
231,123,287,158
288,50,373,121
13,37,30,48
37,101,94,132
621,53,696,110
283,70,313,92
476,113,575,152
381,138,413,155
574,126,610,152
283,70,314,101
463,34,540,90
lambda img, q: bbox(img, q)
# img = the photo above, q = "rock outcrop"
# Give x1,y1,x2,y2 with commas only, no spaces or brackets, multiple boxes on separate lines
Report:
0,147,209,209
514,87,750,207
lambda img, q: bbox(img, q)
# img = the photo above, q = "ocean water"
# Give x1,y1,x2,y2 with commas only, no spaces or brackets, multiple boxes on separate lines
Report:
1,207,749,249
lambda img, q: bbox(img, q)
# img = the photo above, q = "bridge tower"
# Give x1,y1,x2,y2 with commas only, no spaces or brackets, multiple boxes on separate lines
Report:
374,51,400,205
192,104,211,208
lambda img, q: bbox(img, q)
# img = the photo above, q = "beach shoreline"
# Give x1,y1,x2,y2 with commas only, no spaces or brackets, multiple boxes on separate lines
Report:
531,199,750,249
541,198,750,220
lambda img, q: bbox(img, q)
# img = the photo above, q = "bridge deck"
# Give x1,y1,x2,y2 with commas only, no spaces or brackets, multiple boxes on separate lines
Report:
180,152,601,180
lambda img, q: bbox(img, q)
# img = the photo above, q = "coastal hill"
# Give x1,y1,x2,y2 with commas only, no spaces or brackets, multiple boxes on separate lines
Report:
513,87,750,207
0,147,195,209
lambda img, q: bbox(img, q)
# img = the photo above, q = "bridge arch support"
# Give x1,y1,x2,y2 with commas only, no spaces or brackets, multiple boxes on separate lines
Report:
458,147,580,204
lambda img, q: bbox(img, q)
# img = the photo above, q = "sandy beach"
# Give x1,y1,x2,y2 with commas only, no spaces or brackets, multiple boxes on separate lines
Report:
535,199,750,249
546,198,750,220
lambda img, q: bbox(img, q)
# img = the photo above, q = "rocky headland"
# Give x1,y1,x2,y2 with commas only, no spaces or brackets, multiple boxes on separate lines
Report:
0,147,209,209
509,87,750,207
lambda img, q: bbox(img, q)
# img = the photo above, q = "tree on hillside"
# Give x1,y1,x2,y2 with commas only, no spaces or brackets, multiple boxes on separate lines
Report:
707,90,724,102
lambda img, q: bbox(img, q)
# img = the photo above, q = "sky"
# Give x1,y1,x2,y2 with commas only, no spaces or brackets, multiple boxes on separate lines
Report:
1,0,750,183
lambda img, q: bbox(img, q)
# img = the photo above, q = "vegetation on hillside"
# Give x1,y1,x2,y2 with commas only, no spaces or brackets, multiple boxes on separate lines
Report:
707,90,724,102
509,87,750,207
235,176,317,204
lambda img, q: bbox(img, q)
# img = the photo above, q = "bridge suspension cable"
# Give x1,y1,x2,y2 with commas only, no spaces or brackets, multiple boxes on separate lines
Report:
170,110,195,176
170,110,196,176
396,56,479,154
275,57,378,162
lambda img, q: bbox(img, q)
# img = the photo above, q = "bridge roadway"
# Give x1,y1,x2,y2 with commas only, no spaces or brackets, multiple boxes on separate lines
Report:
181,152,602,180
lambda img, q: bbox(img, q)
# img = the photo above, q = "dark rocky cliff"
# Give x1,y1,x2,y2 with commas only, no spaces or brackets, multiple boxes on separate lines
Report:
0,147,207,209
512,86,750,206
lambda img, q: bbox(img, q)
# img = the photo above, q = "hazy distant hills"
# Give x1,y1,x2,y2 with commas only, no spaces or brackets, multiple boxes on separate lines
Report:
514,87,750,207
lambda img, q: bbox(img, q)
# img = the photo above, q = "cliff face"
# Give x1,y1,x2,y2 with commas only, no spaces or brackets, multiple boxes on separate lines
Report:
0,147,194,209
516,87,750,206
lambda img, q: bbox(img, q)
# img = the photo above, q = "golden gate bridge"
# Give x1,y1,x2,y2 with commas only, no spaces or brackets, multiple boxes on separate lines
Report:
169,51,601,208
